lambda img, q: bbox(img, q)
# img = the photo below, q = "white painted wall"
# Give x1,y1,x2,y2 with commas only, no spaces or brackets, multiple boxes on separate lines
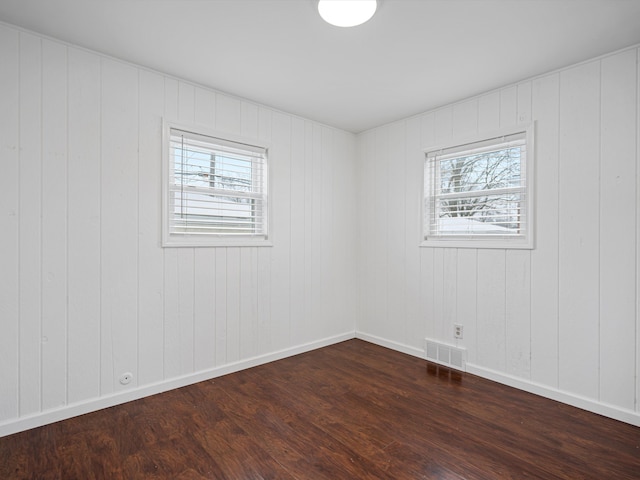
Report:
356,46,640,425
0,22,358,436
1,19,639,435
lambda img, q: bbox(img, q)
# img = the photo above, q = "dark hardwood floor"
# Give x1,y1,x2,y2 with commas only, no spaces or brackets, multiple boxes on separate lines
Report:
1,339,639,479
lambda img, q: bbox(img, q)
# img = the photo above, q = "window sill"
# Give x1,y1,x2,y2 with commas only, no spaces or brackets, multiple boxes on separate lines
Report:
162,236,273,248
421,237,533,250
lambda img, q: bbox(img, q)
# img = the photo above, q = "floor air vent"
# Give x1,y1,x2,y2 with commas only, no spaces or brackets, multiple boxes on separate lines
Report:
425,338,466,372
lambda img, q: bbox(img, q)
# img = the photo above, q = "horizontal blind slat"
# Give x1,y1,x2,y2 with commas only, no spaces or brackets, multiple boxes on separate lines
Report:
169,128,268,238
424,130,529,240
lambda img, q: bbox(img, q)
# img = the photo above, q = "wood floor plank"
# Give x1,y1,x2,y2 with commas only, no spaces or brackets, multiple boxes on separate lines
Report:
324,340,640,477
211,371,395,480
1,339,639,479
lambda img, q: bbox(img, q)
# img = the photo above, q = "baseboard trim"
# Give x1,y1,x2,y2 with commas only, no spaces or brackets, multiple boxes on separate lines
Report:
5,331,638,436
355,330,640,427
355,331,425,359
464,363,640,427
0,331,355,438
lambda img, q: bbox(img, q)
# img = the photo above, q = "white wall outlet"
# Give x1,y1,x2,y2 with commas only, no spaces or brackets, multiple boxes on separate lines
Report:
454,324,463,339
119,372,133,385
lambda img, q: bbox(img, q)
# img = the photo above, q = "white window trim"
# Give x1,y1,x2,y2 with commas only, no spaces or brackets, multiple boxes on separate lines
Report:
162,120,272,247
420,124,535,250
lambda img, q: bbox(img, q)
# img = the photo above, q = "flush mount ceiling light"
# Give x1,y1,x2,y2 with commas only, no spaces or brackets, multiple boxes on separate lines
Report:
318,0,378,27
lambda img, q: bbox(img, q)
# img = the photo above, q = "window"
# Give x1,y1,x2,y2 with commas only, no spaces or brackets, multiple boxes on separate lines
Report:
422,127,534,249
163,123,270,247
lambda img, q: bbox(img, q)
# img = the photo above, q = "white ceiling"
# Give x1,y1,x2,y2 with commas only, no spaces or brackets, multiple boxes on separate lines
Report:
1,0,640,133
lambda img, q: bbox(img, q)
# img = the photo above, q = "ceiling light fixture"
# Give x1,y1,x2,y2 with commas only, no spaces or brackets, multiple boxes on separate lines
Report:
318,0,378,27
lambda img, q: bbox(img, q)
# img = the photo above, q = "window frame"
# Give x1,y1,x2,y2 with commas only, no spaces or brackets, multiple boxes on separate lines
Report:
421,124,535,249
162,121,272,247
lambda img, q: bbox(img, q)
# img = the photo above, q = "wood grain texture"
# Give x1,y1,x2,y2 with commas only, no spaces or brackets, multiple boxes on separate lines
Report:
2,340,638,480
357,46,640,419
0,20,357,432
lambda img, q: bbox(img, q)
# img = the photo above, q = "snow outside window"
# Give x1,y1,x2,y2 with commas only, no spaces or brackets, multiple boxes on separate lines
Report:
422,127,534,249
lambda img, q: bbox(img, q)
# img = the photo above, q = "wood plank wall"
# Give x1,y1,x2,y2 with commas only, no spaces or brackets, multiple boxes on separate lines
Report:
356,47,640,418
1,19,639,433
0,23,358,431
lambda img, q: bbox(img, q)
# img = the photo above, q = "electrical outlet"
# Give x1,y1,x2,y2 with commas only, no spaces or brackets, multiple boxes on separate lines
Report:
454,324,463,339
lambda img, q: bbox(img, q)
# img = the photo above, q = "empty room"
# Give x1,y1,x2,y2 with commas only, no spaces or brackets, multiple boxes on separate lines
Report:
1,0,640,478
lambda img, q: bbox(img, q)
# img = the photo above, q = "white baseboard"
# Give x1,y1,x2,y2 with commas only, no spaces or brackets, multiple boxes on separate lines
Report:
465,363,640,427
356,329,640,427
5,331,638,436
355,331,425,359
0,331,355,438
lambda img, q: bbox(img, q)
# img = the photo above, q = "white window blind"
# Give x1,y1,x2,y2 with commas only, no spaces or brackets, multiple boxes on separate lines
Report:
165,127,268,245
424,129,532,247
